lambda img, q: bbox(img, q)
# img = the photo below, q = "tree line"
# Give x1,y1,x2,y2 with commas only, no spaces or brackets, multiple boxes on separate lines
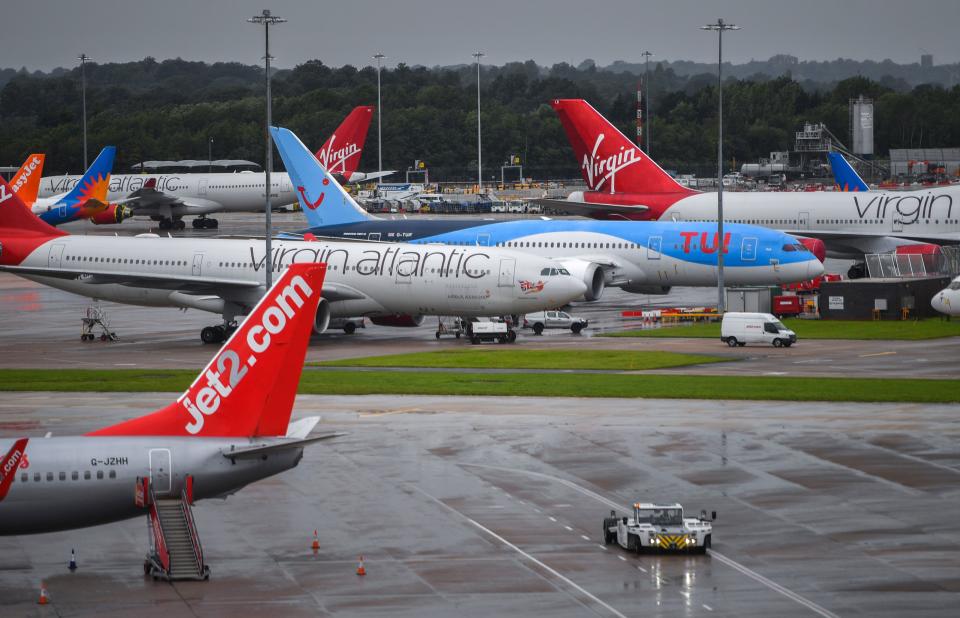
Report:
1,57,959,180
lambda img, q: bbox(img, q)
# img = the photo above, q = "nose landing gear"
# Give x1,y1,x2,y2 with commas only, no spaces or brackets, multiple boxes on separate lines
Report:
157,217,186,231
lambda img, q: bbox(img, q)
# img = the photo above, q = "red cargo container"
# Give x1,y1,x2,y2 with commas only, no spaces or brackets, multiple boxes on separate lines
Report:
773,295,802,318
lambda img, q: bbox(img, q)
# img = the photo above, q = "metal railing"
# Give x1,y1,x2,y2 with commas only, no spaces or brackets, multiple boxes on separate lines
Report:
865,246,960,279
180,484,205,578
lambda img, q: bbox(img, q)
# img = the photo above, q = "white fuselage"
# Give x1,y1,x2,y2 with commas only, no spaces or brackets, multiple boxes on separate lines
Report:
931,276,960,316
16,235,584,321
39,173,299,214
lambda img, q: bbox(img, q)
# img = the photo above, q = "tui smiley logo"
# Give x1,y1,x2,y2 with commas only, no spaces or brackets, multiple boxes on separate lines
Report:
297,178,330,210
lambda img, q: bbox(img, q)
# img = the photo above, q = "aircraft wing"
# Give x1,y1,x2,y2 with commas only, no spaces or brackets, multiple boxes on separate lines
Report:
122,187,224,215
783,229,960,245
534,198,648,218
350,170,395,183
567,254,625,269
221,433,346,460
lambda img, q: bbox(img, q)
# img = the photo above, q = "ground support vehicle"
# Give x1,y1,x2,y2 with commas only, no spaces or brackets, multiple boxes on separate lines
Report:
466,318,517,344
523,310,588,335
721,312,797,347
328,317,365,334
435,317,465,339
603,503,714,554
80,305,119,342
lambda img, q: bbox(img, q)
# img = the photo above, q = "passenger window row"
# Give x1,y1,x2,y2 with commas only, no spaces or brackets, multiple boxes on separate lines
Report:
66,256,187,267
20,469,116,482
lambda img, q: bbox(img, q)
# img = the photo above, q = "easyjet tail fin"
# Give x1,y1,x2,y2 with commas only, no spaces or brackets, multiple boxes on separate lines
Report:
314,106,374,181
828,152,869,192
550,99,693,195
59,146,115,206
272,126,377,228
9,154,45,206
88,263,327,438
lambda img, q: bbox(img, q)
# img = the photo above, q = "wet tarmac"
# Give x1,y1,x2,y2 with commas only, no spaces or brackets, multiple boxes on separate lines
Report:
1,393,959,616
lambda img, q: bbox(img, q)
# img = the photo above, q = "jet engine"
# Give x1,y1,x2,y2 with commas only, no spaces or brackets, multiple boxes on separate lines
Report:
90,204,131,225
368,314,425,327
557,258,605,301
313,298,332,334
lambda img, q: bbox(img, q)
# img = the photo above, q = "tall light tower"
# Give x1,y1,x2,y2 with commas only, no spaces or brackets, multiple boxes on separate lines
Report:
78,54,92,169
248,9,286,290
473,51,484,194
641,50,653,154
700,18,740,314
373,52,386,179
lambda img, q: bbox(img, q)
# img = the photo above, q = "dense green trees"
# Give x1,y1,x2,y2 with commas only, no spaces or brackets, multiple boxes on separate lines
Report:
2,58,959,180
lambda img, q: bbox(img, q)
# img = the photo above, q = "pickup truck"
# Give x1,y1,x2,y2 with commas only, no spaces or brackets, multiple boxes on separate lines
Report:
523,310,588,335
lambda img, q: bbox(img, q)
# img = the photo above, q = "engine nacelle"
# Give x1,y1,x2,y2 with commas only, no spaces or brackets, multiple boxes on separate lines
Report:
620,283,672,295
368,314,425,327
312,298,331,334
797,237,826,263
558,258,605,301
90,204,130,225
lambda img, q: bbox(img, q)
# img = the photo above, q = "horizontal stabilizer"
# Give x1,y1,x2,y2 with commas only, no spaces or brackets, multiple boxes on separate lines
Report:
222,433,346,459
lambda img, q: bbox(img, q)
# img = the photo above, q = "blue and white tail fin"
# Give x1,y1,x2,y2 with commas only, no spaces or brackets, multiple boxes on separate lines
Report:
828,152,869,192
270,126,376,227
58,146,116,206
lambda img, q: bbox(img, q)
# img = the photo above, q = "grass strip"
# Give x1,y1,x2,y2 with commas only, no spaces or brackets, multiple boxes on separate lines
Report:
603,318,960,340
313,350,728,371
0,369,955,403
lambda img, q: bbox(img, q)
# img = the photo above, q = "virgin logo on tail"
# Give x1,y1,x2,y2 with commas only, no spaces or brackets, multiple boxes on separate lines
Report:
0,438,29,501
316,135,360,176
583,134,641,193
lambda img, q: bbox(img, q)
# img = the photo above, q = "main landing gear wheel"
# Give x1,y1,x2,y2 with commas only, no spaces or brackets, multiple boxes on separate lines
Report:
192,218,219,229
506,329,517,343
201,323,236,344
533,323,544,335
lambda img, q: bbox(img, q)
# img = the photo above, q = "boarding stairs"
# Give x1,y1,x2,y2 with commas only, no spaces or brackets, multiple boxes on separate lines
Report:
139,475,210,581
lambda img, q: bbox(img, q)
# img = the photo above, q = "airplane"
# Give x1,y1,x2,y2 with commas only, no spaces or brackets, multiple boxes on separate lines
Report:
28,147,128,226
539,99,960,274
271,126,824,301
931,276,960,316
8,153,45,206
0,175,586,343
0,262,333,535
314,105,394,184
37,106,388,231
828,152,870,192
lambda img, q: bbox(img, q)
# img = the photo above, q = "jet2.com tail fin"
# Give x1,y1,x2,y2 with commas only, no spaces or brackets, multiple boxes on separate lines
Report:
0,176,67,246
550,99,693,195
828,152,869,192
88,263,328,438
59,146,116,207
9,154,45,206
271,126,376,228
314,106,374,182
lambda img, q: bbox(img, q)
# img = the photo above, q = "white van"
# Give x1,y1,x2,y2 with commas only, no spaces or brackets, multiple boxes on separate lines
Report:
720,312,797,348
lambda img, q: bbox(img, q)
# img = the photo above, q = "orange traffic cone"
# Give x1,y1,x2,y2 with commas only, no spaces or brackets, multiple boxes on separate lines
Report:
311,530,320,552
37,582,49,605
356,555,366,576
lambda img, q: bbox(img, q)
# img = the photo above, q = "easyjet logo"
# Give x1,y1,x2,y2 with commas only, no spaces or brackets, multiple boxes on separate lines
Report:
12,157,42,193
316,134,360,175
178,274,316,434
582,134,640,193
0,438,29,501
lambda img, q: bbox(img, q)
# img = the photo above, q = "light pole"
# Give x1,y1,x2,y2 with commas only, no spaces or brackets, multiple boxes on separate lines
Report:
701,18,740,314
208,137,213,173
373,52,386,179
248,9,286,290
473,51,484,194
641,50,653,154
78,54,91,169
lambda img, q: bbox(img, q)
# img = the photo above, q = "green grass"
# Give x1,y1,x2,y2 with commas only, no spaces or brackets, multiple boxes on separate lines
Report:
0,369,955,403
313,350,727,371
604,318,960,340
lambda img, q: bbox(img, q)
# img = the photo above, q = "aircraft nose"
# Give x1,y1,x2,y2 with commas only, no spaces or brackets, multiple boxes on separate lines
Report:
807,256,825,279
931,293,945,312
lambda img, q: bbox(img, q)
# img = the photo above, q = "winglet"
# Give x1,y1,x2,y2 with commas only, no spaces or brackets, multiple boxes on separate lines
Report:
271,126,376,227
314,106,374,181
88,263,327,437
9,154,45,206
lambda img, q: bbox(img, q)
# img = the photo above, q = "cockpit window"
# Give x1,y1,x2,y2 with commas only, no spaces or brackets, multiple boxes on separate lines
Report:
540,268,570,277
540,268,551,276
782,243,811,253
558,268,571,276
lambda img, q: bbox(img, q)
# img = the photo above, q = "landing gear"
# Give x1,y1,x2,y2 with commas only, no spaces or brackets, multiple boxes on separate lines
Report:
157,218,186,231
192,217,219,230
200,321,237,344
848,262,867,279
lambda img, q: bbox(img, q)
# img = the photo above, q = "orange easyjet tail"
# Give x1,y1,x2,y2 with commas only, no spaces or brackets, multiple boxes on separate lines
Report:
550,99,692,195
313,106,374,181
88,262,327,438
9,154,45,206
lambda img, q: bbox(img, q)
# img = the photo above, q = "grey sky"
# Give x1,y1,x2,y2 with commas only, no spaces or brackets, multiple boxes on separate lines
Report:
4,0,959,72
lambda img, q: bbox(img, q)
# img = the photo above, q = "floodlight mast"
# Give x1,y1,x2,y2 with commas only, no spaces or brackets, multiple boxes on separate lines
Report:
374,53,386,179
700,18,740,314
473,51,484,194
248,9,286,290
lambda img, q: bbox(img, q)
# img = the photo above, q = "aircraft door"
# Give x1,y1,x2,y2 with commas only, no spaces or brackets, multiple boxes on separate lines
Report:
477,233,491,247
47,244,65,269
191,253,204,277
741,237,758,261
798,211,810,230
198,179,208,197
149,448,172,495
498,258,516,287
59,204,68,220
647,236,662,260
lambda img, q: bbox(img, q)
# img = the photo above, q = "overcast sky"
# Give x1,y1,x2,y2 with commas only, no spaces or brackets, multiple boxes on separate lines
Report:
4,0,959,72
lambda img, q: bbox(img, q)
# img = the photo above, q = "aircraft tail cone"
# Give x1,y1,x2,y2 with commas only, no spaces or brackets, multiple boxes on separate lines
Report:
311,530,320,552
68,548,77,571
356,555,366,576
38,582,49,605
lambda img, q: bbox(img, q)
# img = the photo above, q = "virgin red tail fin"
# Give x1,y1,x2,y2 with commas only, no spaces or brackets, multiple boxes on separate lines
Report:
89,263,327,438
314,106,374,181
0,176,67,243
551,99,692,195
10,154,45,206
